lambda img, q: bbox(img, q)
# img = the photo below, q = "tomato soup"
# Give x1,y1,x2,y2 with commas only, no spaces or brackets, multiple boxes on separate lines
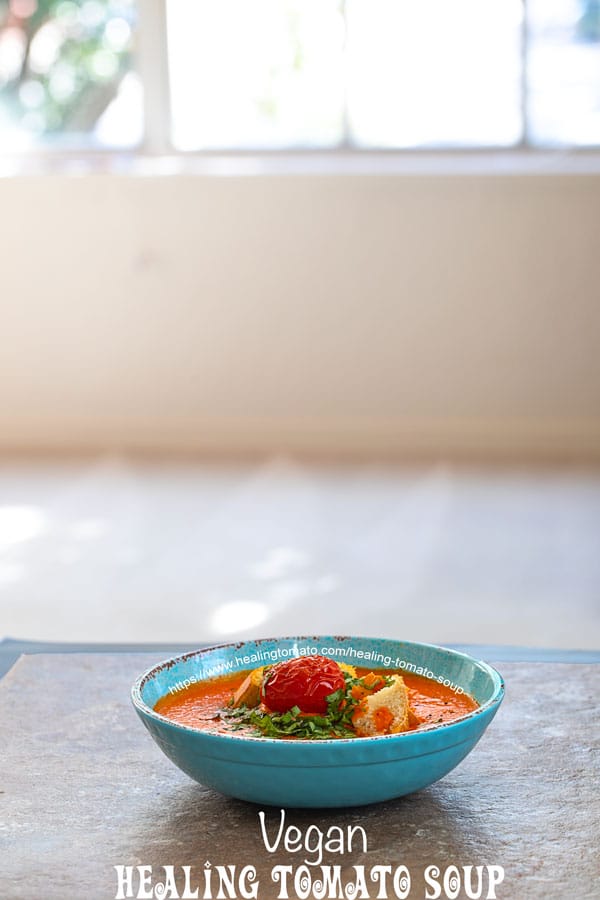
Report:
155,667,478,737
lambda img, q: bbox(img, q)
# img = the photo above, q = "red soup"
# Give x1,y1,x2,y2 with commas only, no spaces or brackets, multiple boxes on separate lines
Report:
155,660,478,740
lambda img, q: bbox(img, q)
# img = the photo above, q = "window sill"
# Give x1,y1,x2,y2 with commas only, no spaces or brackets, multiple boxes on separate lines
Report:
1,149,600,178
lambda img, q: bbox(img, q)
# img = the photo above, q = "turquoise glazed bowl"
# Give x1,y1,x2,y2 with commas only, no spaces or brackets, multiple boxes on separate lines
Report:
131,636,504,808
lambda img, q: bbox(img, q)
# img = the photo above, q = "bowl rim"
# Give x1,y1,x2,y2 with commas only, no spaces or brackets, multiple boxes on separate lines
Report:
131,635,505,746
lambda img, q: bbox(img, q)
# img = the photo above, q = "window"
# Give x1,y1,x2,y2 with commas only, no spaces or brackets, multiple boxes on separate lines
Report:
0,0,141,149
1,0,599,152
528,0,600,145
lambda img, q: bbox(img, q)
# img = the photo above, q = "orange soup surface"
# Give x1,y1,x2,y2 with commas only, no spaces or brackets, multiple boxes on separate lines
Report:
155,668,478,737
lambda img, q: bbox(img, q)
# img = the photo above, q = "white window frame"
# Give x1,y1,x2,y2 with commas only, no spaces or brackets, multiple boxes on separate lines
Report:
2,0,600,174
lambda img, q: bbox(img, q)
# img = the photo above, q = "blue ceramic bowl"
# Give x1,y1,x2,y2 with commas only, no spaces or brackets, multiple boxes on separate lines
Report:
131,636,504,808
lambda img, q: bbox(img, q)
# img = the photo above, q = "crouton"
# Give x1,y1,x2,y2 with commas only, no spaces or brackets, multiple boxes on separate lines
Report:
231,668,264,708
352,675,410,736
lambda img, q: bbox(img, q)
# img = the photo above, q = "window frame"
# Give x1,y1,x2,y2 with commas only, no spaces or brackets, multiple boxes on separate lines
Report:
1,0,600,167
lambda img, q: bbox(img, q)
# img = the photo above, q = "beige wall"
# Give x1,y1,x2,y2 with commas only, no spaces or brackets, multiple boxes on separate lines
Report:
1,172,599,459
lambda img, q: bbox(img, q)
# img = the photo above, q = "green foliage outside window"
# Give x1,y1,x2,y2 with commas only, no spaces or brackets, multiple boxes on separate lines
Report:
0,0,135,139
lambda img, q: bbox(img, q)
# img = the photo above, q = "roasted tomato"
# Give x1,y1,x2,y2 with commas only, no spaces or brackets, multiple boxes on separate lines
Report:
261,655,346,714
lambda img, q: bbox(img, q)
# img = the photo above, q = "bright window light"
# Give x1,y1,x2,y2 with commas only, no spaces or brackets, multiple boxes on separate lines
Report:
0,0,141,150
527,0,600,146
1,0,599,152
167,0,345,150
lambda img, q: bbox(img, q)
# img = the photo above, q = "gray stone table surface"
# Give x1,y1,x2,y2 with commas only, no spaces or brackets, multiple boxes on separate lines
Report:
1,653,599,900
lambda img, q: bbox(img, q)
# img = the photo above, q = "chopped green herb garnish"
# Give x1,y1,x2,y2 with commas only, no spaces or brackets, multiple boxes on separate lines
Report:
217,671,393,740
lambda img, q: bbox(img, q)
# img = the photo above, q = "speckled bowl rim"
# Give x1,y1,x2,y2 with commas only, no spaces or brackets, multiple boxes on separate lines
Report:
131,635,505,747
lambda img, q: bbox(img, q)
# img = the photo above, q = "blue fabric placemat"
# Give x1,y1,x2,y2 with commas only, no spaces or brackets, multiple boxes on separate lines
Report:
1,637,598,680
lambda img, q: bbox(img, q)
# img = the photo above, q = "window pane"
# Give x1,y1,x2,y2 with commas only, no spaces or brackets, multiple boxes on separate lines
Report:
0,0,141,150
528,0,600,146
167,0,345,150
346,0,523,148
